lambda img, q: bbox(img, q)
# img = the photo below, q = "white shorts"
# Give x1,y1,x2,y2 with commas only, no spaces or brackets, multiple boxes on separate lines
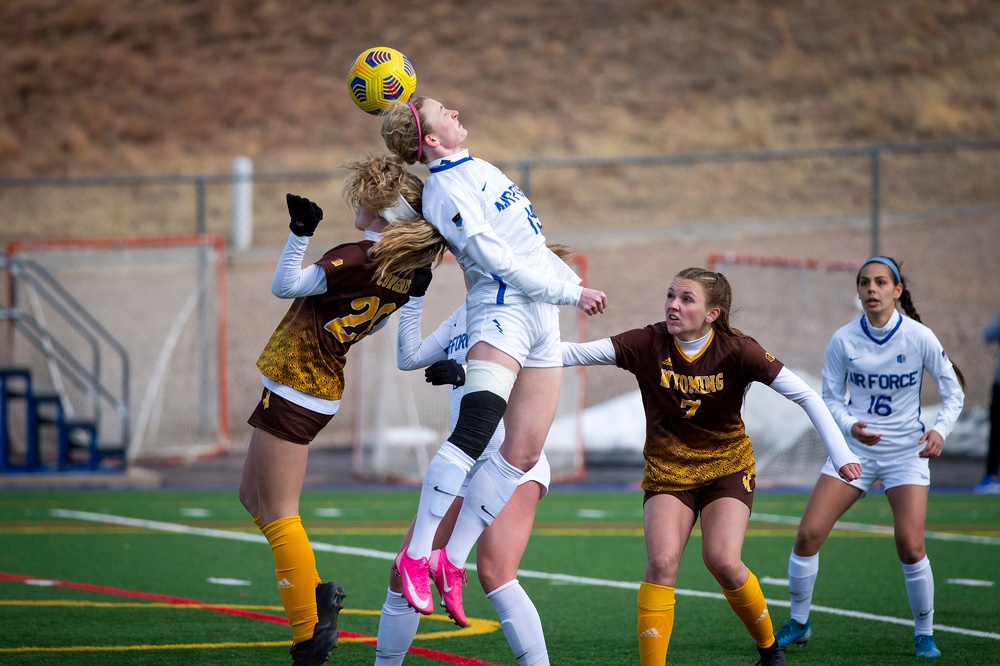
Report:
465,300,562,368
820,450,930,493
461,450,551,499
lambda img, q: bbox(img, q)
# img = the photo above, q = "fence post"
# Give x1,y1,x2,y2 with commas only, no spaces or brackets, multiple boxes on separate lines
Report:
519,161,532,198
870,145,882,256
232,156,253,250
195,176,206,235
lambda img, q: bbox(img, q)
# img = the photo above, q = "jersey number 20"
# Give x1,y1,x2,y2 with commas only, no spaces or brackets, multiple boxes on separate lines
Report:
325,296,396,343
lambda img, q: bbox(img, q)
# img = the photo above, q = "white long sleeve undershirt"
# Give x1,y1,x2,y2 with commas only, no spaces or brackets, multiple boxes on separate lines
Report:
769,367,859,471
270,232,327,298
396,296,452,371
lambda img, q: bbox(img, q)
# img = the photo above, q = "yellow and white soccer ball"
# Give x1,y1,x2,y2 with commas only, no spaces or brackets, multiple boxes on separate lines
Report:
347,46,417,115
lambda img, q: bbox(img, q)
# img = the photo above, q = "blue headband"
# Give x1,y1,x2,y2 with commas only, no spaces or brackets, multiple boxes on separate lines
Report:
863,256,901,283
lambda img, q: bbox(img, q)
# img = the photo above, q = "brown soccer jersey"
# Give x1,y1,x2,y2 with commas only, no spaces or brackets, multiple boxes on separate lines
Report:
611,322,784,492
256,240,412,401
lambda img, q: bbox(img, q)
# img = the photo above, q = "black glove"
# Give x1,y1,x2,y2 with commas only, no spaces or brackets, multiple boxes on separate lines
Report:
425,359,465,386
410,265,433,297
286,193,323,237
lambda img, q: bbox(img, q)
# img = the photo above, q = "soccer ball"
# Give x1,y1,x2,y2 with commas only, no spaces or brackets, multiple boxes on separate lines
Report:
347,46,417,115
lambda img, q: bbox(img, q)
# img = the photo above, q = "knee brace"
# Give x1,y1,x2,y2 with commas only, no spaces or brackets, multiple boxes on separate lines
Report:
447,361,515,459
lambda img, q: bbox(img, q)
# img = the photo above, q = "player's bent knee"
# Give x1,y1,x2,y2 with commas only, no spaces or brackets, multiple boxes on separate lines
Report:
447,360,515,459
478,567,515,594
448,361,517,460
449,391,507,459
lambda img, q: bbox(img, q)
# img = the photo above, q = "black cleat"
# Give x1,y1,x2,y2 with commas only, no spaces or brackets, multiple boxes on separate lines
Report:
290,623,339,665
315,581,346,631
755,641,787,666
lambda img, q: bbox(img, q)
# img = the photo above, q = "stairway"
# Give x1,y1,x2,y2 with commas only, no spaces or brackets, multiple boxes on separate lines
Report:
0,364,125,473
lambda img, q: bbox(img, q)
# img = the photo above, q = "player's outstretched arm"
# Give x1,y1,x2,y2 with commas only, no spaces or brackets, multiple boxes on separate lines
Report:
560,338,616,367
769,366,861,480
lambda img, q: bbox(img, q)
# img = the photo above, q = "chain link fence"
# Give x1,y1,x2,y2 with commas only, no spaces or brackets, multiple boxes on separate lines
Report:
2,139,998,460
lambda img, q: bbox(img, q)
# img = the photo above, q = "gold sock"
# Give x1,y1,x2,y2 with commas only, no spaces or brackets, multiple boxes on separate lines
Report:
262,515,319,643
637,581,675,666
723,570,775,648
257,514,322,591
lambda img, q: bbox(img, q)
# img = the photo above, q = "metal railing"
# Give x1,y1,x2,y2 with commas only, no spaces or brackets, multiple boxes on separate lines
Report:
1,255,130,453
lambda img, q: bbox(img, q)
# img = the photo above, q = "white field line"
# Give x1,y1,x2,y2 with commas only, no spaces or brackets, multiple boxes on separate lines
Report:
50,509,1000,642
752,512,1000,546
946,578,995,587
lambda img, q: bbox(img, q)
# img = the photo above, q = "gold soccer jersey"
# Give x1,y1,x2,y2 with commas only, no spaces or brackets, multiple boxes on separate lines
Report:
611,323,784,492
256,240,411,400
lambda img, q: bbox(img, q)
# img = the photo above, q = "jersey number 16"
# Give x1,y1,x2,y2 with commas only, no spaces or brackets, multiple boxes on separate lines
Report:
867,394,893,417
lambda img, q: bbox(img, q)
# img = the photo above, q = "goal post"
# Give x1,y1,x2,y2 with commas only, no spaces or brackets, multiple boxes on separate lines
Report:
706,252,862,486
6,234,229,464
351,253,589,484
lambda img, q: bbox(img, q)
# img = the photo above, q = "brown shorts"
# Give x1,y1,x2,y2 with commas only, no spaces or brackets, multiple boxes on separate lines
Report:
643,470,756,516
247,388,334,445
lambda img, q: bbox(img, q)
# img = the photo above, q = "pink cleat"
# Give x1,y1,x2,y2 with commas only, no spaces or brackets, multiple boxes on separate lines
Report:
429,548,468,627
395,550,434,615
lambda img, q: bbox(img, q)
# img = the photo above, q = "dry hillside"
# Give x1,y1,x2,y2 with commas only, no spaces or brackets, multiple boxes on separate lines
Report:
1,0,999,176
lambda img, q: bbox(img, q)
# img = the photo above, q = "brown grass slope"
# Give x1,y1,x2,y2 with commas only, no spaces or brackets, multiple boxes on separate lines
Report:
1,0,999,176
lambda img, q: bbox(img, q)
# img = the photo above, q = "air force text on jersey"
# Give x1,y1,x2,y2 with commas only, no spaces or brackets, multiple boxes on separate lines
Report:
848,370,920,390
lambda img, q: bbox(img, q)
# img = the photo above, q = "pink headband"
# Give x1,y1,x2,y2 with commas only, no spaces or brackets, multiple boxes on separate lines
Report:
407,101,423,163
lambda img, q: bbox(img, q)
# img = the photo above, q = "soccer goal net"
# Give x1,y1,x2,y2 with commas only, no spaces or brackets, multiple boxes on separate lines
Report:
707,252,862,486
6,235,229,464
351,254,589,484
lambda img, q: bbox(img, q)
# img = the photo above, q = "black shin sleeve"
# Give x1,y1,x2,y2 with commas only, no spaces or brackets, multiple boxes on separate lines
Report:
447,390,508,459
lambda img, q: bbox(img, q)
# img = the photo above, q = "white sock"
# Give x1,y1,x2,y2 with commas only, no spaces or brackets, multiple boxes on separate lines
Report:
902,556,935,635
788,551,819,624
447,453,524,567
488,580,549,666
374,590,422,665
407,443,474,558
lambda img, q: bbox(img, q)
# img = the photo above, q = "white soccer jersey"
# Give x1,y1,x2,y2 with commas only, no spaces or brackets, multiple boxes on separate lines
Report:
822,310,965,461
422,149,582,307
